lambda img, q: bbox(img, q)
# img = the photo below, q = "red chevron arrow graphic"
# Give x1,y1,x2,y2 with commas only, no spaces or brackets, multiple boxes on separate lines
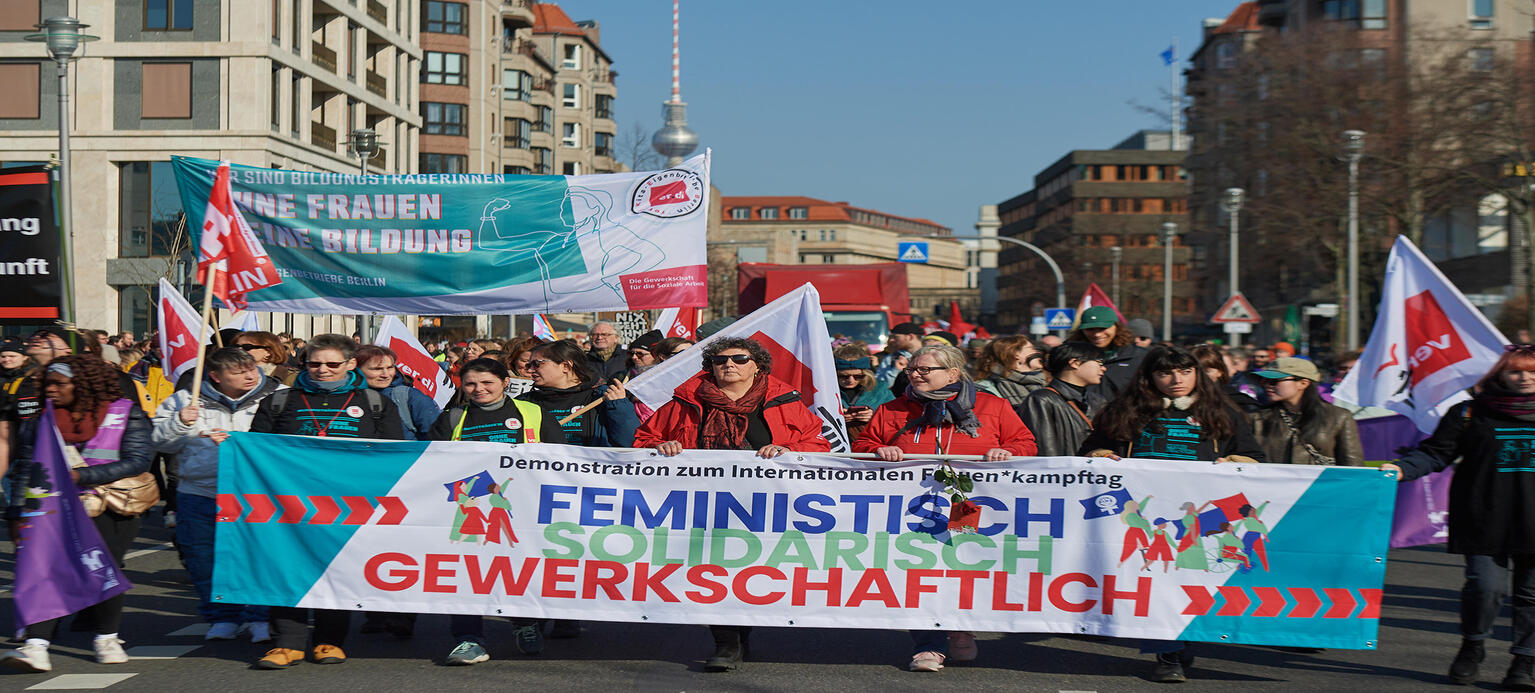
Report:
1217,586,1251,617
1181,586,1214,615
216,494,243,522
243,494,277,524
1323,588,1357,619
275,495,308,524
375,496,408,525
1289,588,1322,618
341,496,374,525
1358,588,1383,619
309,496,341,525
1251,586,1286,617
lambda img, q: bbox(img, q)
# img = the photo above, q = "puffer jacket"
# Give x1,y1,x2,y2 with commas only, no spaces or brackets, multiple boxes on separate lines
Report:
9,400,153,518
1248,402,1363,466
1018,380,1106,457
152,373,283,499
853,390,1038,457
634,373,831,452
976,368,1049,407
378,373,442,440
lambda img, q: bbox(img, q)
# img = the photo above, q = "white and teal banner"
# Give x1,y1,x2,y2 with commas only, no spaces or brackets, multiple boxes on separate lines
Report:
213,434,1395,649
172,153,710,315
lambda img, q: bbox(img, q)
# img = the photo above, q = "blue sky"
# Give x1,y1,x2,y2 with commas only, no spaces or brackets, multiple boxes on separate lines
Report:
574,0,1243,233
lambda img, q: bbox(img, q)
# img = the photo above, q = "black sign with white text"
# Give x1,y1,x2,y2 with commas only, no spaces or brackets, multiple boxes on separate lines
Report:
0,166,61,322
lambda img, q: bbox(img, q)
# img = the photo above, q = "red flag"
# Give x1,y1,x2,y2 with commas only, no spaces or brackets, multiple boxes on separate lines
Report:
155,278,204,386
653,307,697,340
198,162,281,310
374,316,457,408
948,301,976,340
1075,283,1124,326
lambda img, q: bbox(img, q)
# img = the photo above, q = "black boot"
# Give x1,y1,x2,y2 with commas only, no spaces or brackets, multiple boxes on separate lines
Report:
1449,639,1485,685
1152,651,1186,683
1504,654,1535,691
704,629,744,672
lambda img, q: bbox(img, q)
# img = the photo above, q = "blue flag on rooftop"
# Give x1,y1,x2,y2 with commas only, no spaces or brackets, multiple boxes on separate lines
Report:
1160,45,1176,66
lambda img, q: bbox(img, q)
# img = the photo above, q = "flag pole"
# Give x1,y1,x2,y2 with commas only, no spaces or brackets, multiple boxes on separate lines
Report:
188,263,217,405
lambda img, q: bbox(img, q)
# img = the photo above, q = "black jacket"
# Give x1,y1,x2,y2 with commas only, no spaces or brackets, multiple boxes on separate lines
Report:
1017,381,1106,457
1396,399,1535,555
9,402,154,518
250,372,403,440
427,397,568,444
586,348,629,383
1088,344,1149,402
0,362,41,428
1079,403,1266,462
517,383,639,447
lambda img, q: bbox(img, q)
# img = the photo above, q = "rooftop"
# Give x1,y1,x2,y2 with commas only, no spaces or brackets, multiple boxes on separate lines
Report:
722,196,950,233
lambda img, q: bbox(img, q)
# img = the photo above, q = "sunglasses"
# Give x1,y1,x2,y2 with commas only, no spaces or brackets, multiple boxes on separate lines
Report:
525,359,549,369
837,373,863,380
904,366,950,376
1507,344,1535,353
669,350,688,356
710,354,753,366
1263,376,1305,384
237,343,268,352
305,361,347,369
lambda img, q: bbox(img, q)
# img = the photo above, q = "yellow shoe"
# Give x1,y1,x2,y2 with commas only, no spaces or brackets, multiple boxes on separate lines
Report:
311,644,346,664
254,648,304,670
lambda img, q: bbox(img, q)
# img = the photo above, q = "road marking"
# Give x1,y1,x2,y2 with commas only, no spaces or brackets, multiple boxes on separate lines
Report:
123,542,173,562
165,624,210,637
124,645,200,660
26,673,138,690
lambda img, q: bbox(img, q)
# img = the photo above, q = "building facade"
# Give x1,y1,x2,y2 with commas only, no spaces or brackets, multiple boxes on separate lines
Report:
995,132,1194,333
0,0,422,336
717,196,976,322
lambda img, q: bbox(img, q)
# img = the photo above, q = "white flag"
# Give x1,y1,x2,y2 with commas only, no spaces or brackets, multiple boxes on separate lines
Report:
373,316,457,409
156,278,207,387
628,284,851,451
652,306,697,340
1333,236,1509,432
227,311,260,332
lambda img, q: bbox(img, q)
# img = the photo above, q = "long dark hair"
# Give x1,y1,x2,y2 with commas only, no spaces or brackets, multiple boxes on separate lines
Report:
1268,374,1327,434
1093,346,1233,443
531,339,598,385
1066,320,1134,349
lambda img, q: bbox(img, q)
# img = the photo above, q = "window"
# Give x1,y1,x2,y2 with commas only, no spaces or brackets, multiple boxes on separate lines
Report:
536,106,552,133
291,5,303,54
1323,0,1360,21
145,0,193,30
505,118,531,149
423,1,466,34
502,69,531,101
290,73,302,137
562,82,580,109
563,162,580,175
0,0,39,31
272,0,281,43
1471,0,1493,29
423,102,465,135
789,207,808,220
730,207,750,220
594,93,613,119
562,43,581,70
1216,42,1237,69
821,254,836,263
534,147,552,174
0,63,40,119
423,52,466,85
505,166,531,175
346,22,357,80
119,162,185,258
737,246,767,263
760,208,779,220
141,63,192,118
594,131,612,157
1362,0,1387,28
1469,47,1495,71
420,153,467,173
270,66,282,130
561,122,580,147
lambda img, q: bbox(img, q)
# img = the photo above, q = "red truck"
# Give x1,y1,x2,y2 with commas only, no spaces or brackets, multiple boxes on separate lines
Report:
737,263,911,345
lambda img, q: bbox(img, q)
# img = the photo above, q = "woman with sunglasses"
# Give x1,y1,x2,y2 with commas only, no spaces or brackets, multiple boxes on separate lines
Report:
1382,345,1535,689
634,336,831,673
520,340,638,449
1247,357,1361,466
834,343,893,440
1019,341,1107,457
972,335,1048,407
233,331,297,386
851,344,1036,672
652,337,694,362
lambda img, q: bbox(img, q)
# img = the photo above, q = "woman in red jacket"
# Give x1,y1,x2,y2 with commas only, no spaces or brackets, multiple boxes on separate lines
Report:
633,336,829,672
852,344,1037,672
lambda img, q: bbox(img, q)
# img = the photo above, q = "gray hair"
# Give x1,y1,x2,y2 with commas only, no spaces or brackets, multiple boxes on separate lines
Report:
588,320,616,332
910,345,971,382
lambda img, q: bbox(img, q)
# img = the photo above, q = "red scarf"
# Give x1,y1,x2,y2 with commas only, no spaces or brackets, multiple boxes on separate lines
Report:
694,375,770,450
55,401,111,444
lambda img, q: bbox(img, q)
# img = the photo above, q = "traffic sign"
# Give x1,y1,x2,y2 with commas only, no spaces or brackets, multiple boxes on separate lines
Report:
1212,293,1260,323
1222,322,1253,334
1029,316,1048,336
1044,308,1075,330
897,242,929,264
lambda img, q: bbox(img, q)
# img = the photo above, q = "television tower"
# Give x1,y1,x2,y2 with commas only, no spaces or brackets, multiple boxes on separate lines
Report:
651,0,698,167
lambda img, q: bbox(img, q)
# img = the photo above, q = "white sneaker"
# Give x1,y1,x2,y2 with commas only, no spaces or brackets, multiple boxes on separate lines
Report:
93,636,128,664
205,622,239,640
245,622,272,644
163,511,177,529
0,642,51,672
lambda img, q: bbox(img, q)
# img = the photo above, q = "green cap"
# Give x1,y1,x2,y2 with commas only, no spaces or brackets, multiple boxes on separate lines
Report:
1079,306,1119,330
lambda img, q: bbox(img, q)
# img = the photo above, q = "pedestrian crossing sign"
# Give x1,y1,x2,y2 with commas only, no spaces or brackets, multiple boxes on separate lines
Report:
897,242,929,263
1044,308,1075,330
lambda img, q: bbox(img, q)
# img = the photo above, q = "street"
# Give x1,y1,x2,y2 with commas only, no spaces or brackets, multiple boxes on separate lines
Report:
0,518,1488,692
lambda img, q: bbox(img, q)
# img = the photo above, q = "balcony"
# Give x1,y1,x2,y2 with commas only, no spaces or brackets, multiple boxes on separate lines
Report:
312,121,338,151
594,69,617,85
365,70,386,97
312,42,337,72
366,0,387,24
502,0,535,28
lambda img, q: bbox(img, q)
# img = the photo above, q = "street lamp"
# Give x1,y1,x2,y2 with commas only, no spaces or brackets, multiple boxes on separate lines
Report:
901,233,1067,334
25,17,97,330
1222,187,1246,346
1110,246,1123,306
1343,129,1366,350
1161,222,1178,342
348,127,379,175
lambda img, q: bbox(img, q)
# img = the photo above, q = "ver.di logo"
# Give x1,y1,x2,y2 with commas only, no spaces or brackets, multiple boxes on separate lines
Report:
444,471,519,547
630,169,704,218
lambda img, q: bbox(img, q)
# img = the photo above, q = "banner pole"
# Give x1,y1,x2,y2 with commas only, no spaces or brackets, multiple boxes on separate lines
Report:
188,264,217,405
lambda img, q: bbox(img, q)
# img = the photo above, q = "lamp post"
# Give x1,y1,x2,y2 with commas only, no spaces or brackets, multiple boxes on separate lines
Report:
25,17,97,331
1161,221,1178,342
1110,246,1123,306
1343,130,1366,351
901,233,1068,334
1222,187,1246,346
347,128,379,337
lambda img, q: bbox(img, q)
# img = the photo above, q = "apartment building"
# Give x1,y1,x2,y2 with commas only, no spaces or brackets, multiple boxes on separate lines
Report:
0,0,421,336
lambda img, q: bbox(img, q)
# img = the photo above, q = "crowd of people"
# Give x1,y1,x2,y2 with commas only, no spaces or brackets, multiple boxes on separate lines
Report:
0,307,1527,688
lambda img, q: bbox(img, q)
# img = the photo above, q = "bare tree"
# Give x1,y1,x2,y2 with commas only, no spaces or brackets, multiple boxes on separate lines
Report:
617,121,662,173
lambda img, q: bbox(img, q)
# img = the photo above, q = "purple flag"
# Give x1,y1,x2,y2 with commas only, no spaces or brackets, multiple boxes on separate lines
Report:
1357,413,1450,548
12,402,132,630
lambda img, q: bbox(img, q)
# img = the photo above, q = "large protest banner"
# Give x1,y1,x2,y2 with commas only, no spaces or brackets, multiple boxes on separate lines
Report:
170,153,709,314
0,165,62,322
214,435,1395,649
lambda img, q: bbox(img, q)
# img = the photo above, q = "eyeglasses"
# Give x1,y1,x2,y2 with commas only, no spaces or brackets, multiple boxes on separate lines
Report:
904,366,951,377
236,343,268,352
669,349,689,356
305,361,347,369
1507,344,1535,354
590,332,617,338
836,373,863,381
1264,377,1305,384
525,359,549,369
710,354,753,366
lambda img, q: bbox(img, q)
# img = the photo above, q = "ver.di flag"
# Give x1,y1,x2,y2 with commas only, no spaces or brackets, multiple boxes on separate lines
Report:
373,315,456,409
171,152,711,316
156,278,206,387
628,283,851,451
13,403,132,630
1333,236,1508,432
652,306,697,340
1076,283,1123,327
197,161,282,310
